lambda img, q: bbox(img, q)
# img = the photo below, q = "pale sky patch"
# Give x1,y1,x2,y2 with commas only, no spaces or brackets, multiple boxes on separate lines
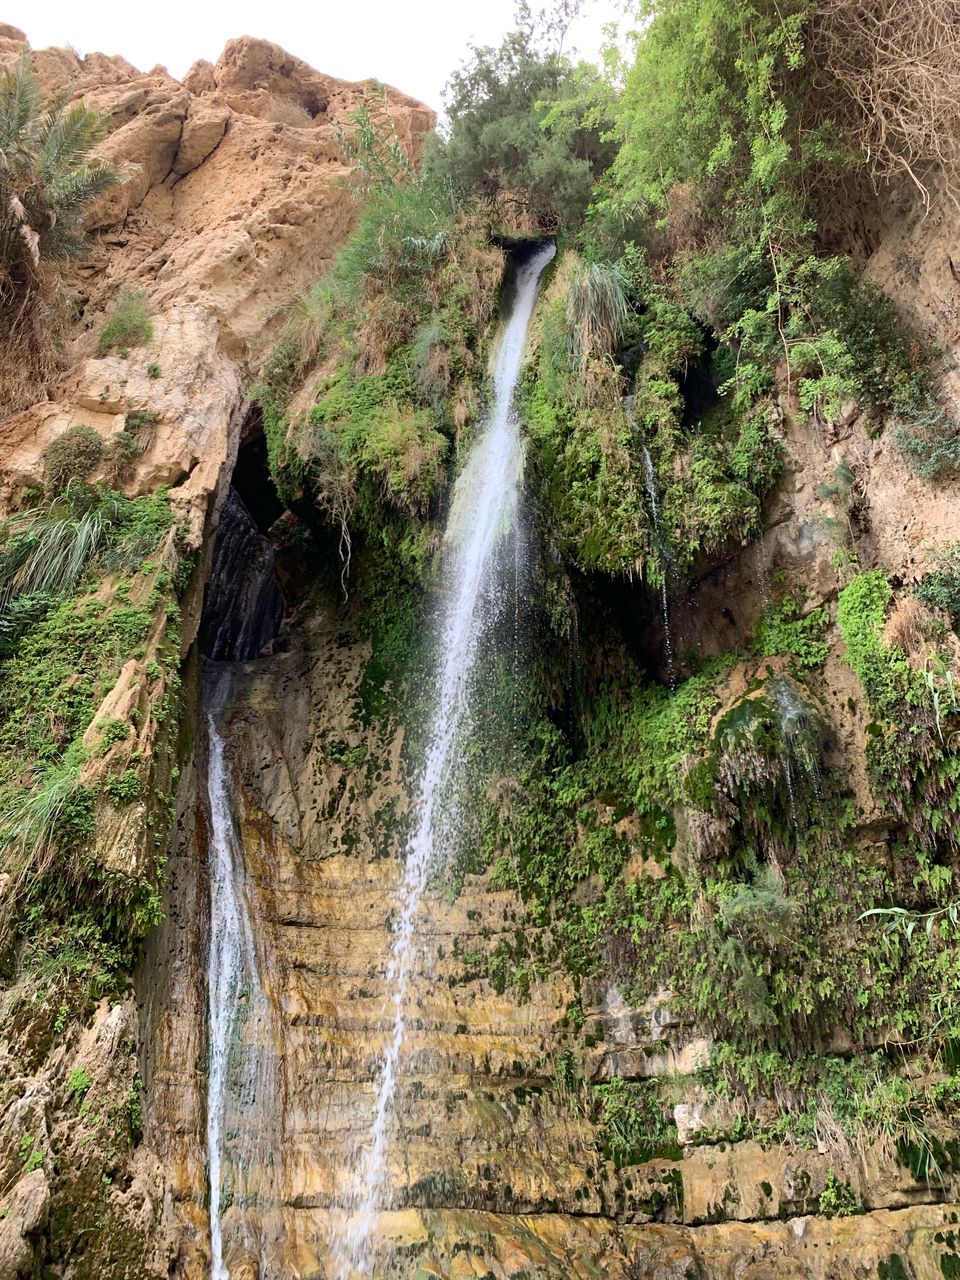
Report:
3,0,627,112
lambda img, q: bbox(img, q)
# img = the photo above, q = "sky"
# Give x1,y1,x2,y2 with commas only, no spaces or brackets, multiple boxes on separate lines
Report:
3,0,627,112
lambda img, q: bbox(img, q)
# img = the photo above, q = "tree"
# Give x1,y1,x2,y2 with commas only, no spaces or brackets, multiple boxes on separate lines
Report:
428,9,614,231
0,52,124,417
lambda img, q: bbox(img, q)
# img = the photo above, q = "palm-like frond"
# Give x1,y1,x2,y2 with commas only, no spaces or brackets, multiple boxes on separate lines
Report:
0,52,123,277
0,504,110,612
0,52,42,155
38,101,107,179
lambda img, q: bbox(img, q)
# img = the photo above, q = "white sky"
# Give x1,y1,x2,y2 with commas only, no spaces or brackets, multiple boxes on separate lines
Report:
3,0,626,112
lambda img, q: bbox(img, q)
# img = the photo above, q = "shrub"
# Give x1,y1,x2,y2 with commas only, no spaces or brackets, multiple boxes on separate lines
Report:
105,431,142,482
124,409,159,435
753,597,830,668
564,259,629,369
431,24,613,229
104,769,141,806
67,1065,91,1102
43,425,104,495
0,761,94,907
916,543,960,625
146,362,161,379
97,288,154,356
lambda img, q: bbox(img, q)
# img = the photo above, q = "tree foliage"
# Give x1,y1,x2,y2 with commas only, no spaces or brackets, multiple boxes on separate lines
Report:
429,14,614,229
0,52,125,419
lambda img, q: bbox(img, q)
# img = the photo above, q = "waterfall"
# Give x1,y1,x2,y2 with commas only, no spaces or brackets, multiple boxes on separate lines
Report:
204,670,281,1280
770,674,826,827
640,442,677,689
331,241,555,1278
201,501,284,1279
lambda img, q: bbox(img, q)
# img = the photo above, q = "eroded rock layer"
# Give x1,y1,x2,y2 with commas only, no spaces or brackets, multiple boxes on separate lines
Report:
145,601,960,1277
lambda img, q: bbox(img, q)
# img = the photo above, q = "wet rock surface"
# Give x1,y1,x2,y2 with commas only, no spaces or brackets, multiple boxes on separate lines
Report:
145,600,960,1277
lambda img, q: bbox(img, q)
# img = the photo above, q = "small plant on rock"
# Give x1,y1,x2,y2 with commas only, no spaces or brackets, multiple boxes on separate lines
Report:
97,287,154,356
42,425,104,496
0,53,124,418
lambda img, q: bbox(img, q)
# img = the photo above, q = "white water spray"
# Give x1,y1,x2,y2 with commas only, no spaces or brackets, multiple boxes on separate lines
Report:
640,443,677,689
205,670,279,1279
332,242,555,1278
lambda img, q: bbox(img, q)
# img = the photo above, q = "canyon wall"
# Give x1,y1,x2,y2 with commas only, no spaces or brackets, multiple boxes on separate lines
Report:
2,20,960,1280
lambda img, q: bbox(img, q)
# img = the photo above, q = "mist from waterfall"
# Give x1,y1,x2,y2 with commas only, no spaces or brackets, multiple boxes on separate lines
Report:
330,240,556,1278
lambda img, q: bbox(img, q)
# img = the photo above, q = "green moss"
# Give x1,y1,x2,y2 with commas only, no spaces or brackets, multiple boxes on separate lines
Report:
594,1077,682,1166
878,1255,910,1280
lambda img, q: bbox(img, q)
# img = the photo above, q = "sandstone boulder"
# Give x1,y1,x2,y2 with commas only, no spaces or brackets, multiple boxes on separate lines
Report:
0,1170,49,1280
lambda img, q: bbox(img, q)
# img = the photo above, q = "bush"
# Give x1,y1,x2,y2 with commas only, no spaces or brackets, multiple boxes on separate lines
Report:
97,288,154,356
43,426,104,495
431,24,613,229
916,543,960,625
105,431,142,482
753,597,830,668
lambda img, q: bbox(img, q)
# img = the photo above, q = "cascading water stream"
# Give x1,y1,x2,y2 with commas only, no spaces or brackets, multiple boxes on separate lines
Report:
770,674,826,828
205,674,248,1280
332,241,556,1279
640,442,677,689
205,670,281,1280
201,495,284,1280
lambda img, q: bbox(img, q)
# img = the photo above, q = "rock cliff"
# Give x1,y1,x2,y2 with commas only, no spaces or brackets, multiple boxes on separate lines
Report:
2,19,960,1280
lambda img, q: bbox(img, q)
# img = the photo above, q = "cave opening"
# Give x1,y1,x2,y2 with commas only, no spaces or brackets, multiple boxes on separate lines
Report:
232,406,285,534
197,408,286,662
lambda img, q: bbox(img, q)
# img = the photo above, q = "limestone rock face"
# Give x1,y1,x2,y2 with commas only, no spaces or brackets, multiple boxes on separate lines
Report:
0,30,435,511
0,1169,49,1280
0,29,435,1280
144,601,960,1278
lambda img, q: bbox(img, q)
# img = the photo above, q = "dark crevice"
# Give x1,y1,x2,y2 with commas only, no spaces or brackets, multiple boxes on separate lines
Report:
198,411,286,661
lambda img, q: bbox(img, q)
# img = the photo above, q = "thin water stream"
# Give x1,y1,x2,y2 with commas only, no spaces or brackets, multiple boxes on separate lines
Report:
331,241,556,1278
205,669,280,1280
201,498,284,1278
640,442,677,689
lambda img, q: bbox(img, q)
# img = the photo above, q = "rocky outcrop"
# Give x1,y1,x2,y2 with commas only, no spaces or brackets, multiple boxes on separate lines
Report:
0,27,434,1280
142,593,960,1277
197,488,284,660
0,27,434,525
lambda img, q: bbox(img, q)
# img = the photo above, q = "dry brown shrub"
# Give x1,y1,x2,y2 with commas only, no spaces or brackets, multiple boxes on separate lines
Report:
885,595,960,674
262,95,315,128
422,340,451,397
884,595,927,658
451,379,477,433
354,294,414,375
582,355,622,410
367,404,446,517
429,218,503,335
662,181,706,258
810,0,960,204
0,270,61,421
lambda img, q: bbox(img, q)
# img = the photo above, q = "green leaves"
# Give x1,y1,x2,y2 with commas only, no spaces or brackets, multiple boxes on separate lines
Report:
0,52,123,274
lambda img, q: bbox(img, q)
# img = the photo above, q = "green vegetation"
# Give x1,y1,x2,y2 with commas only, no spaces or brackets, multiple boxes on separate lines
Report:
97,287,154,356
67,1064,91,1102
253,157,503,585
0,482,180,998
42,425,104,495
917,543,960,626
428,14,613,229
753,597,829,669
0,52,124,416
594,1077,681,1166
